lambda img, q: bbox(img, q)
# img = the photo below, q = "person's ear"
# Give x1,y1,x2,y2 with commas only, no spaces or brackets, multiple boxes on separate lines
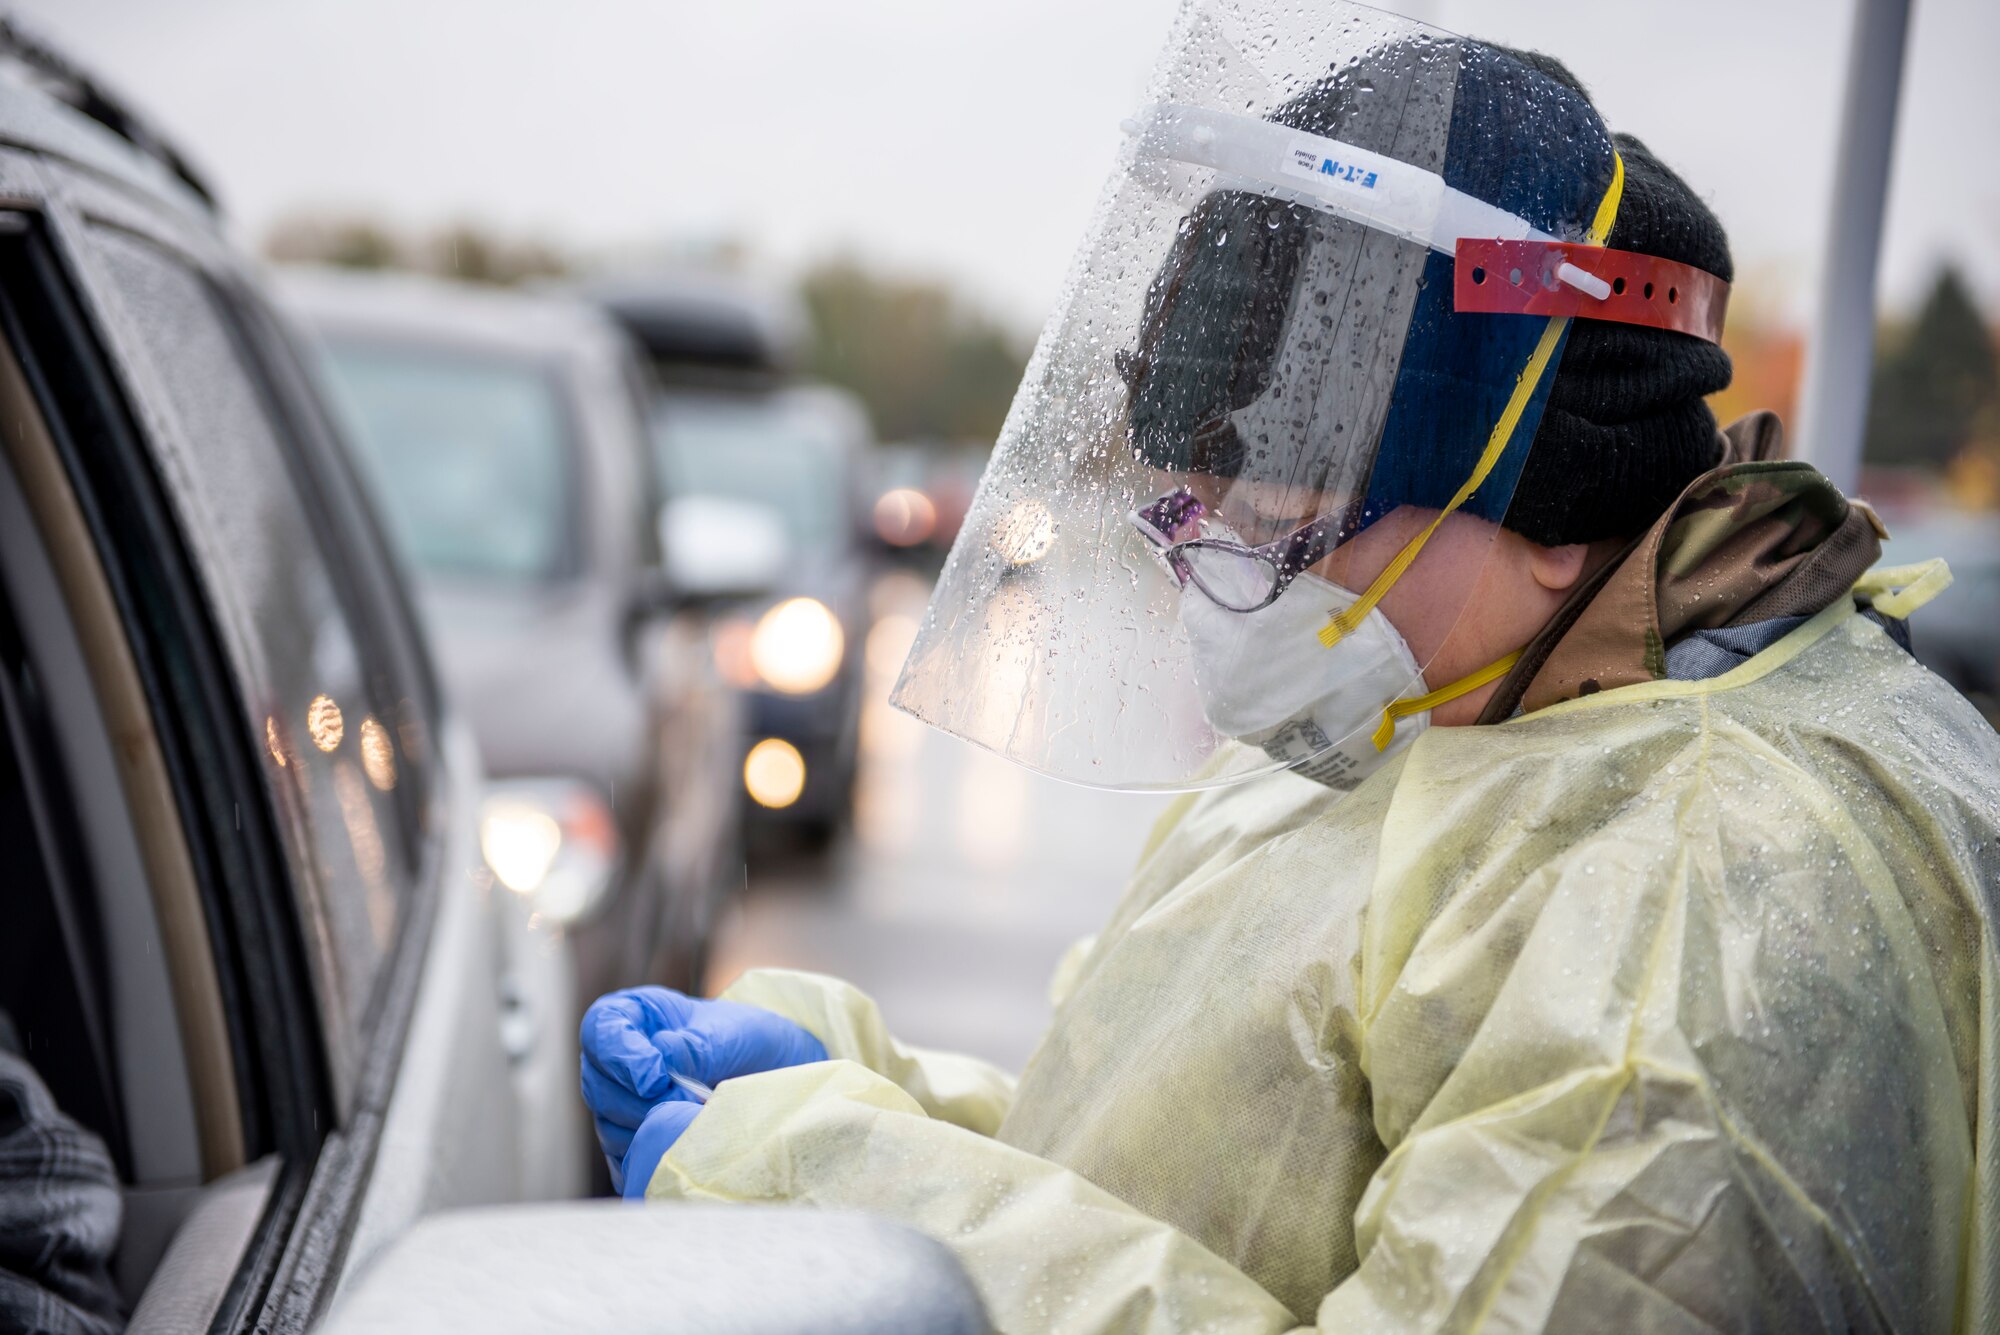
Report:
1526,539,1590,593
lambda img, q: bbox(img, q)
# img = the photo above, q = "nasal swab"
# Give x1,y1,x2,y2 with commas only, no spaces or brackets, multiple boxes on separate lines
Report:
668,1070,714,1103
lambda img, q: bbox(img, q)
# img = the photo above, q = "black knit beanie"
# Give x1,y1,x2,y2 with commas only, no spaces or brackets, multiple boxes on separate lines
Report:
1121,43,1733,548
1496,52,1736,547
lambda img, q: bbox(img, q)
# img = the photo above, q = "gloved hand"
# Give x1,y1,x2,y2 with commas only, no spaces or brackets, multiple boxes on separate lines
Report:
579,986,827,1194
617,1100,701,1201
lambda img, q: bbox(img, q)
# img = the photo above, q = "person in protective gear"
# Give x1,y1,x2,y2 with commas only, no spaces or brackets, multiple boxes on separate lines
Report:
580,8,2000,1331
0,1044,124,1335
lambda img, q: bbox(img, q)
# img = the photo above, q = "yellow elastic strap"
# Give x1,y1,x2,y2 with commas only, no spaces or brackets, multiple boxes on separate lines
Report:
1322,150,1627,650
1370,648,1523,752
1858,558,1953,620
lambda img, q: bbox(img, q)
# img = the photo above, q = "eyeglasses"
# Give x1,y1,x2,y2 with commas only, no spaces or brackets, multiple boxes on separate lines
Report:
1130,487,1363,612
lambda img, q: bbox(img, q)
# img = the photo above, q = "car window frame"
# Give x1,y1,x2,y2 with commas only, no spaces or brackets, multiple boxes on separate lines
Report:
71,208,444,1065
617,344,670,570
0,198,324,1325
21,150,458,1330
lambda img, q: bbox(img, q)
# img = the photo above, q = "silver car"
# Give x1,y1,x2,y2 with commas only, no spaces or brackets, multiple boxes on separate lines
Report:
0,34,583,1330
282,271,744,999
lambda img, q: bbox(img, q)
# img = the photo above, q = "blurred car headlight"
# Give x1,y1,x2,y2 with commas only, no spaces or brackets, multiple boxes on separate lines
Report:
749,597,845,695
480,779,620,926
743,737,807,809
873,487,938,547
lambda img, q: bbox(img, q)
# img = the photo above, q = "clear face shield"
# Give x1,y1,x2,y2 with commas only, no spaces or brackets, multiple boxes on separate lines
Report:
891,2,1708,792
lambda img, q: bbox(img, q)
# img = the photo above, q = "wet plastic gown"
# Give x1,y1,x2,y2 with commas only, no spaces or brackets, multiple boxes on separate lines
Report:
650,581,2000,1333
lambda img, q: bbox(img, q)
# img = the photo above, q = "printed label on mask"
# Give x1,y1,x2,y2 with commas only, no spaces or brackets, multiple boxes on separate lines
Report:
1255,717,1375,792
1287,747,1368,790
1255,716,1330,762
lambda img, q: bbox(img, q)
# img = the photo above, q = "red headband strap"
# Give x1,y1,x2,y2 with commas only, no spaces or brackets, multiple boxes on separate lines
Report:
1452,238,1730,345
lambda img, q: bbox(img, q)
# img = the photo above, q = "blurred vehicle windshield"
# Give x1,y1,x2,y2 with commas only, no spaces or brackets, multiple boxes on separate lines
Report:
654,395,845,553
321,337,575,582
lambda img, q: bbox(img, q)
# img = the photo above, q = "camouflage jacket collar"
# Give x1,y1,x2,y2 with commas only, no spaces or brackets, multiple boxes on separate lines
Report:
1481,412,1887,721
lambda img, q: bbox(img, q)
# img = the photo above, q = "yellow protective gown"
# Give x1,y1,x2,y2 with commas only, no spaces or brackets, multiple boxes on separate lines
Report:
651,567,2000,1333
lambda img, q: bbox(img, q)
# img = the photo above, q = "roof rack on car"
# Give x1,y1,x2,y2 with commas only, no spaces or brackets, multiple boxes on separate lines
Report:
0,16,219,212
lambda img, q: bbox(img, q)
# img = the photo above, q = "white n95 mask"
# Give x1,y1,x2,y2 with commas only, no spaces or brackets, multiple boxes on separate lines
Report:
1178,571,1431,791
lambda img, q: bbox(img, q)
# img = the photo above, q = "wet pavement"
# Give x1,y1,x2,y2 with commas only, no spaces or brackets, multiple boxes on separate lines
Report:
703,571,1172,1071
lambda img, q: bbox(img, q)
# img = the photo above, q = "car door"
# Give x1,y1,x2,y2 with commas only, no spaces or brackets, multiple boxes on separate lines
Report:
0,132,574,1332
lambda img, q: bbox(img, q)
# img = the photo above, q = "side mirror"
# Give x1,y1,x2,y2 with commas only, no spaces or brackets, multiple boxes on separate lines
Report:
624,564,678,621
320,1202,990,1335
659,496,788,600
618,565,680,674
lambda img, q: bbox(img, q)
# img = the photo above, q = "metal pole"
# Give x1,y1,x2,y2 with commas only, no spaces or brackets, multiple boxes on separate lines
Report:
1792,0,1913,491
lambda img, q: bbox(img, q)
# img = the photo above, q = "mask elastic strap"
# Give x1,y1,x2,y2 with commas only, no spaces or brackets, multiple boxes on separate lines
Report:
1371,647,1523,752
1321,151,1627,651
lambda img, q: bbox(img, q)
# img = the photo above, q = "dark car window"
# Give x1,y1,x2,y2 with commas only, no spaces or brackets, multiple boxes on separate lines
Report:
82,226,419,1049
653,394,845,552
0,581,127,1175
317,337,579,583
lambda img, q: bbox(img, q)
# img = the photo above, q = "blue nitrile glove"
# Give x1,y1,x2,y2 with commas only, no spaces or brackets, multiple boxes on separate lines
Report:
618,1100,701,1200
578,986,827,1192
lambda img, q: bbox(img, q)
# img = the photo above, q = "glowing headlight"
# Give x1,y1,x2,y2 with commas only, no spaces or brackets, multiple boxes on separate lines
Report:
872,487,937,547
479,779,620,925
481,800,562,894
750,597,844,695
744,737,807,809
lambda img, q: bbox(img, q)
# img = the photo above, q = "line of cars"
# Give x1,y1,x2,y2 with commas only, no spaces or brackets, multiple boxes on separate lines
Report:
588,273,878,848
280,269,741,1006
0,25,982,1334
280,260,897,995
279,262,889,991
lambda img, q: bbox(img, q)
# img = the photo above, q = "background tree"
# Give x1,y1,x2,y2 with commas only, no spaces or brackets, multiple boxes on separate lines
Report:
262,213,569,287
1864,264,1999,470
264,214,404,271
799,259,1027,446
422,223,567,286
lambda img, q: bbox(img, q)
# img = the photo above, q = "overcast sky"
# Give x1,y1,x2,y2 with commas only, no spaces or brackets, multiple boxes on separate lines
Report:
18,0,1998,334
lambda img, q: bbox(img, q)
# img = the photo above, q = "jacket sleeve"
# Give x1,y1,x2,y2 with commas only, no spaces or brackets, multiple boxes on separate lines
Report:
0,1051,125,1335
718,968,1017,1136
649,1059,1306,1334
